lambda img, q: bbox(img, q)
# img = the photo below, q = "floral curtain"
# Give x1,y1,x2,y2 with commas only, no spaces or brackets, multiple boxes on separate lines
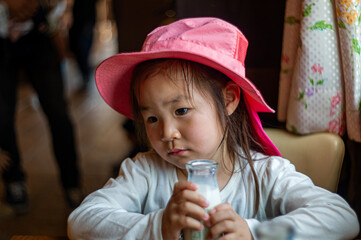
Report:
278,0,361,143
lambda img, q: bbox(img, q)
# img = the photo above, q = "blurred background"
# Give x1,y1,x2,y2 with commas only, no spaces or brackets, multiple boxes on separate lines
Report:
0,0,359,239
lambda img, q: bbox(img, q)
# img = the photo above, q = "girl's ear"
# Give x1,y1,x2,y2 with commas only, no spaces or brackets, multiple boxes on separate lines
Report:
223,82,241,115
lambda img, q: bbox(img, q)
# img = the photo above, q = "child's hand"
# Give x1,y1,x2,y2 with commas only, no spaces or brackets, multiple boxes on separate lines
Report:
162,181,210,240
206,203,253,240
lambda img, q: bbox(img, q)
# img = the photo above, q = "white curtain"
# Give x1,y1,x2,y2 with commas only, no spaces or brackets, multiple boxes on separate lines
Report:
278,0,361,143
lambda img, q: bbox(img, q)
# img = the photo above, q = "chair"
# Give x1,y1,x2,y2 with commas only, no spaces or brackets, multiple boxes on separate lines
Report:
264,128,345,192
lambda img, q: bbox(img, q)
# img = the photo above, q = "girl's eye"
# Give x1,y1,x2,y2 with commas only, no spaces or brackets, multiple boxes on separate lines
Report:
175,108,188,116
146,116,158,123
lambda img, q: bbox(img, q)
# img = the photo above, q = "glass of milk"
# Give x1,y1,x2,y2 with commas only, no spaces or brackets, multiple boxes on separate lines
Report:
183,159,222,240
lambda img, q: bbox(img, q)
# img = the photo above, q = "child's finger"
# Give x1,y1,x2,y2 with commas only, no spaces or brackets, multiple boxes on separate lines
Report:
178,215,205,231
173,181,198,194
208,219,234,238
164,197,209,234
173,188,209,208
164,204,208,236
207,203,250,239
209,208,234,225
207,203,236,231
170,190,210,222
211,202,233,212
172,181,210,209
174,201,210,224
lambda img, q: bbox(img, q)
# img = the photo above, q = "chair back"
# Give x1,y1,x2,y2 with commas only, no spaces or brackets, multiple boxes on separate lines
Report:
264,128,345,192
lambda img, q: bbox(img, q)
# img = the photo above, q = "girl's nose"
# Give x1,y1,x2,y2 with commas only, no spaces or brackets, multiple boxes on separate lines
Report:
161,121,181,142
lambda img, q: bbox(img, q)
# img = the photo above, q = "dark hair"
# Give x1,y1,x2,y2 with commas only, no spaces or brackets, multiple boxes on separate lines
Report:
130,59,265,214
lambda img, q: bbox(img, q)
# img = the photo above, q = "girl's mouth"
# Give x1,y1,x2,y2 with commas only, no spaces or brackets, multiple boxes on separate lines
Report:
168,149,187,156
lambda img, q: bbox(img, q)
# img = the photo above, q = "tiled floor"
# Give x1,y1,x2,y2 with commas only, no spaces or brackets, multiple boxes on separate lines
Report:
0,18,130,239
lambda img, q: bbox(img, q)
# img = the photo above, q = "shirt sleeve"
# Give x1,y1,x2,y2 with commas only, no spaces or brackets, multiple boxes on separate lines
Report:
67,156,164,240
250,157,359,240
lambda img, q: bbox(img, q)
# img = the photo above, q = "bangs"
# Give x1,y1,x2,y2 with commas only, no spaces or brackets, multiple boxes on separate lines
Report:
132,59,228,103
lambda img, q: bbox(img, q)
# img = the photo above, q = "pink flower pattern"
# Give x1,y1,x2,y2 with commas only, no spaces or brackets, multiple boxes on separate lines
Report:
331,92,341,108
329,92,342,117
311,63,324,74
297,63,325,109
327,113,346,135
295,64,345,136
282,54,290,63
328,92,345,135
328,118,340,133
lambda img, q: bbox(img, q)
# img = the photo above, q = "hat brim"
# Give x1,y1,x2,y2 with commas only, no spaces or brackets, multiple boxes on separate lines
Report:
95,50,274,119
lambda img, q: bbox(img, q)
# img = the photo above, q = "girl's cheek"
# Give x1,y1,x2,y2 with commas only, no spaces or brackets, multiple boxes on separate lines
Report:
147,134,158,145
147,130,162,147
145,127,155,139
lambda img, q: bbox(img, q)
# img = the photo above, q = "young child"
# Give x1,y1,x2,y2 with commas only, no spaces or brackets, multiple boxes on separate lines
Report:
68,17,359,239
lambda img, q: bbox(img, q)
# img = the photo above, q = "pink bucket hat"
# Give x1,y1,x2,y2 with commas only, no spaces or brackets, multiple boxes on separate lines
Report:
95,17,280,156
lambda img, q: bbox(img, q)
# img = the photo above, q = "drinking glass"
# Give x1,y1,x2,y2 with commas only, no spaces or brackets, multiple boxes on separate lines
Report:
183,159,222,240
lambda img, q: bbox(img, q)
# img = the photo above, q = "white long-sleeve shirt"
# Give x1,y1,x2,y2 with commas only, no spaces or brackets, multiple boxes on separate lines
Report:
68,150,359,239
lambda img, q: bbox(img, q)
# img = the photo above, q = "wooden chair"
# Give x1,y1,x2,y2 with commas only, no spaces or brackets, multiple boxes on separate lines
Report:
264,128,345,192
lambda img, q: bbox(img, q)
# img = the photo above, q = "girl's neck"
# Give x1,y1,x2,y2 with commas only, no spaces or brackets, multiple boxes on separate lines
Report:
215,147,234,190
216,160,234,191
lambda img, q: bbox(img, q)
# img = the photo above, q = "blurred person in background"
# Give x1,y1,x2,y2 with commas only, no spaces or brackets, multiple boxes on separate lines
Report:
0,148,14,220
68,0,98,91
0,0,83,213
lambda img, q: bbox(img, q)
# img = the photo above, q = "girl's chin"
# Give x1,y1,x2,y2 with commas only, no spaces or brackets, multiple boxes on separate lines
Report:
165,159,191,169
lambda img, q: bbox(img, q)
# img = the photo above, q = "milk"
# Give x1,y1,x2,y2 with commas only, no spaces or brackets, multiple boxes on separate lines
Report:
183,184,221,240
197,184,222,211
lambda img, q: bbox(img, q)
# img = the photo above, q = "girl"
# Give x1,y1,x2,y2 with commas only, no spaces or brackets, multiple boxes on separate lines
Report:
68,17,359,239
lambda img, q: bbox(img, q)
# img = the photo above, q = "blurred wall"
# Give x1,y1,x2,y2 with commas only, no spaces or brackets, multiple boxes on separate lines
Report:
112,0,175,52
